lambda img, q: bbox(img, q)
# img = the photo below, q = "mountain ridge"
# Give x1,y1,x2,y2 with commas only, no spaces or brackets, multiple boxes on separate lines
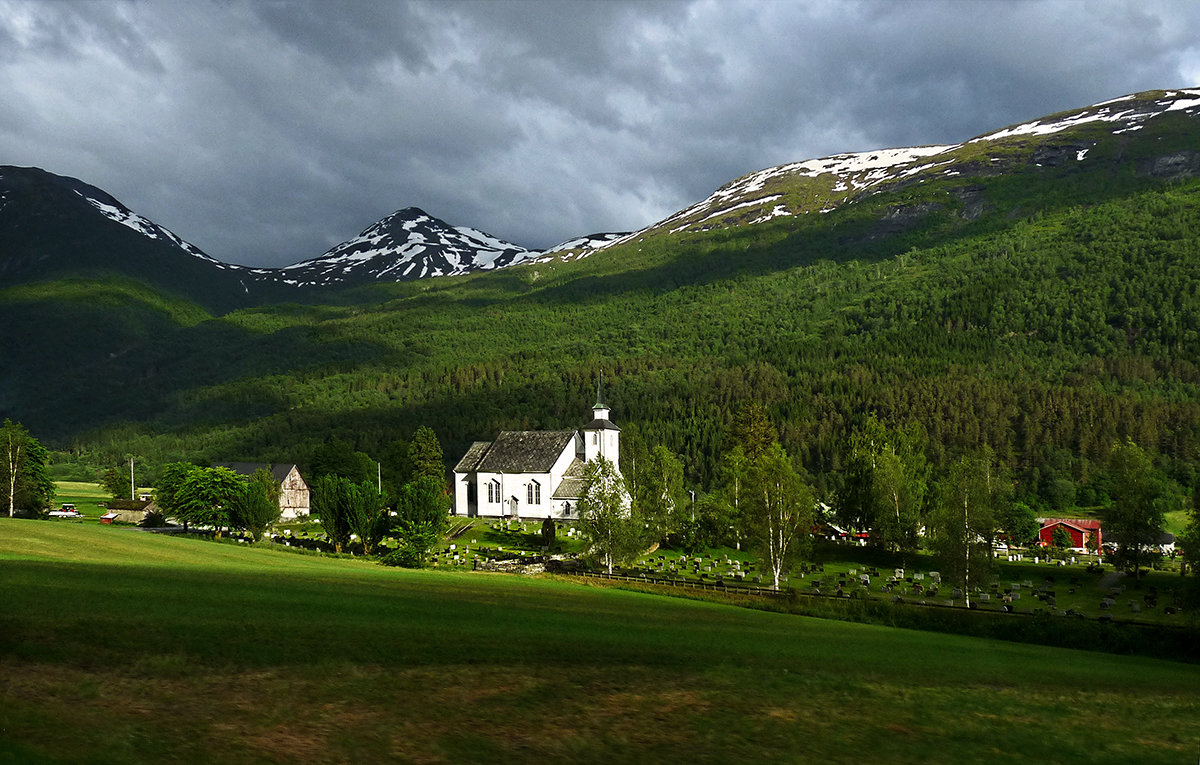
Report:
3,87,1200,307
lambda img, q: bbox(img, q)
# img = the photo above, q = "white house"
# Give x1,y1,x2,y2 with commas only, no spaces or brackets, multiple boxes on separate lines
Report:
452,391,620,520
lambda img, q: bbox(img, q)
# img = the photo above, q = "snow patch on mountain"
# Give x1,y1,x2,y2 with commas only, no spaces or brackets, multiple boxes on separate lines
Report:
971,88,1200,143
74,189,227,267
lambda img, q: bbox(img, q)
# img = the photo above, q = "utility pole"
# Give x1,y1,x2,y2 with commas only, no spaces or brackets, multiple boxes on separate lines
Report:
130,457,135,501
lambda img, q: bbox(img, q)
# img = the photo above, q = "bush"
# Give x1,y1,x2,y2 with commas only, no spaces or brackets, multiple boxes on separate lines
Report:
380,544,426,568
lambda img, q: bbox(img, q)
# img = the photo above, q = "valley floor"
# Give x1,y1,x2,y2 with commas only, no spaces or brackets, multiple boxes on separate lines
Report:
2,519,1199,764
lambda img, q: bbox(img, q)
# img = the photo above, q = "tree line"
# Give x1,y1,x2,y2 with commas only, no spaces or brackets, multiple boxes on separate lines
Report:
577,402,1200,593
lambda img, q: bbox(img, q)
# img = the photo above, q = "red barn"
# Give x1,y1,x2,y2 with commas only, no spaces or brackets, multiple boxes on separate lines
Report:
1038,518,1102,551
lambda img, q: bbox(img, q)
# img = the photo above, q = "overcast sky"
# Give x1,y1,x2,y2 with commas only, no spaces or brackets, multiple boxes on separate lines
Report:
3,0,1199,266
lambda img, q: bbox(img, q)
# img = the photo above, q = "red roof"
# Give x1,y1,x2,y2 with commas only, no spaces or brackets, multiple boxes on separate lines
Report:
1039,518,1101,531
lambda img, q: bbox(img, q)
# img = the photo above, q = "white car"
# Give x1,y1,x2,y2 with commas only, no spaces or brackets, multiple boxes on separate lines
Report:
49,507,83,518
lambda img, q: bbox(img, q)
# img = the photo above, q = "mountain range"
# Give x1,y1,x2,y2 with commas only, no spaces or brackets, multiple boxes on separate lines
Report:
3,87,1199,309
4,87,1200,498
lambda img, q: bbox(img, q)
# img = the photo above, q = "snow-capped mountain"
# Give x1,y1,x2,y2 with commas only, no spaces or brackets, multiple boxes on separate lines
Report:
599,87,1200,248
6,87,1200,306
278,207,538,286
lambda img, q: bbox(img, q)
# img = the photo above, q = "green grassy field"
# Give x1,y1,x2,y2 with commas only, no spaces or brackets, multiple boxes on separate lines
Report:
51,480,112,519
2,518,1198,764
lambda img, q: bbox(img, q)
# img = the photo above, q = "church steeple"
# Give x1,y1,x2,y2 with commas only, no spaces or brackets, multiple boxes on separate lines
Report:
582,374,620,473
593,372,610,421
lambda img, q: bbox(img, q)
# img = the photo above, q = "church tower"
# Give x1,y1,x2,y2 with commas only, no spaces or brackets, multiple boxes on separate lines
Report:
582,375,620,473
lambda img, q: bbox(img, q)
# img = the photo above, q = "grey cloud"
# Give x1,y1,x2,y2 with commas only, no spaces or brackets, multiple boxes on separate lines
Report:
2,0,1199,265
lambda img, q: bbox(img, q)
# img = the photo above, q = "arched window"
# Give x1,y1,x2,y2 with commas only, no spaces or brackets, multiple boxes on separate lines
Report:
527,480,541,505
487,479,500,504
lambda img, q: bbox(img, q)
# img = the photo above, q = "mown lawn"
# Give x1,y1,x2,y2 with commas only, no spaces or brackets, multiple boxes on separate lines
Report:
1,518,1198,764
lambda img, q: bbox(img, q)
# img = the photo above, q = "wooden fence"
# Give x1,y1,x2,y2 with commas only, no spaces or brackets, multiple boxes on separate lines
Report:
570,570,790,597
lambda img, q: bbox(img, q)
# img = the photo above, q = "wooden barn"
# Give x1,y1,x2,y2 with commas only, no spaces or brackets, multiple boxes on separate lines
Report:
214,463,311,520
1038,518,1102,551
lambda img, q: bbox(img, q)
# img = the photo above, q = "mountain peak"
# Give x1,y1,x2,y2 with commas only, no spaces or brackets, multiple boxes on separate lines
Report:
280,207,537,285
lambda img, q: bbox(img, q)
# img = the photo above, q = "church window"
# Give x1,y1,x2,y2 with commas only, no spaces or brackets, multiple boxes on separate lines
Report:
487,479,500,503
528,480,541,505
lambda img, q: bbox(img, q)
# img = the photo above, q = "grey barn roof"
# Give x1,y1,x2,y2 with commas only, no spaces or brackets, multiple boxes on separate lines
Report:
214,462,302,485
470,430,577,473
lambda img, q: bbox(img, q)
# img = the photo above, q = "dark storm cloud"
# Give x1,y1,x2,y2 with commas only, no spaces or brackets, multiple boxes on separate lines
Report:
1,0,1198,266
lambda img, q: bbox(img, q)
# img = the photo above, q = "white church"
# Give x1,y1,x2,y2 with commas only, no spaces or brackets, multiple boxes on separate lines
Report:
452,389,620,520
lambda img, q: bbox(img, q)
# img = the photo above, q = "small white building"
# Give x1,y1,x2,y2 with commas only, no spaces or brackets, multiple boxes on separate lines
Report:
452,391,620,519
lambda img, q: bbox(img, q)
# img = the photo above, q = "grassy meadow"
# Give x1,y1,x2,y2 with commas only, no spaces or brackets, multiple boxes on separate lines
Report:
2,519,1199,764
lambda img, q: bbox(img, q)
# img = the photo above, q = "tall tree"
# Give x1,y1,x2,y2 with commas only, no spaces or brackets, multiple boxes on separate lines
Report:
345,480,389,556
1105,440,1169,580
1,419,54,517
634,445,686,545
175,466,246,538
715,445,750,550
996,500,1040,547
156,462,198,526
233,468,282,542
312,474,353,554
409,426,446,483
577,456,639,574
101,466,128,501
390,475,450,566
744,443,814,589
931,447,1008,607
841,415,929,554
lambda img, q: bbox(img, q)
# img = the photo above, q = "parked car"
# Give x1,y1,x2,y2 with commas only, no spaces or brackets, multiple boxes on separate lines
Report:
49,504,83,518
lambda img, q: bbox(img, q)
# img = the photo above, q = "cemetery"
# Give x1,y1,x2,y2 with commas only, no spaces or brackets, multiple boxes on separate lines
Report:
258,515,1198,629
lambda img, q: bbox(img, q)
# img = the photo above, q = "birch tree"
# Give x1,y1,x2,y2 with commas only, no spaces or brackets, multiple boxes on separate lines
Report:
716,446,750,550
634,445,686,545
578,456,638,574
1,419,53,517
931,448,1008,607
1106,440,1169,580
745,443,813,589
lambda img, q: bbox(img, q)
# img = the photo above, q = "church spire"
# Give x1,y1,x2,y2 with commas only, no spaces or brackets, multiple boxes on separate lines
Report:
583,374,619,472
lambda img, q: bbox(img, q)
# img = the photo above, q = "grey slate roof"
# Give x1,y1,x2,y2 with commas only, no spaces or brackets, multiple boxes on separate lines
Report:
474,430,577,473
552,478,585,500
551,458,587,500
453,441,492,473
582,417,621,431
